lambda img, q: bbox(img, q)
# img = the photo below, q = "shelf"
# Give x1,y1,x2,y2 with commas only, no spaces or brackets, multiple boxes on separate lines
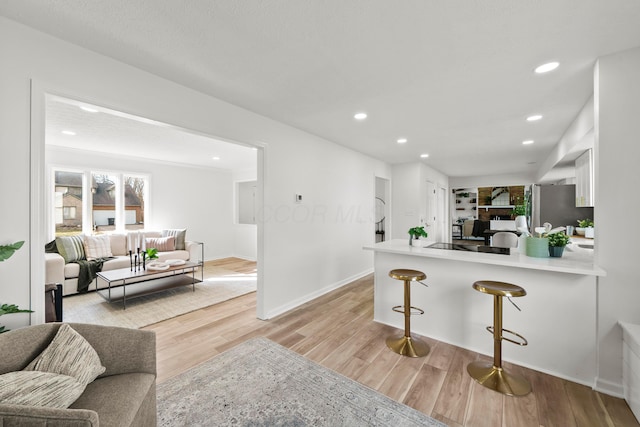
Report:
478,205,514,211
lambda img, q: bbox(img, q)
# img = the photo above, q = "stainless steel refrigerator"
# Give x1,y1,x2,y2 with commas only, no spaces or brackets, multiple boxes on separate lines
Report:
530,184,594,232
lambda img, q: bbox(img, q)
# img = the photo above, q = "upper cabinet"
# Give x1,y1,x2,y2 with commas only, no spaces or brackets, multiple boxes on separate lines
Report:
575,149,594,207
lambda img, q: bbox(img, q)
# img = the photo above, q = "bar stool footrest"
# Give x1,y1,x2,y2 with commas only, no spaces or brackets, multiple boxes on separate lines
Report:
486,326,528,346
392,305,425,316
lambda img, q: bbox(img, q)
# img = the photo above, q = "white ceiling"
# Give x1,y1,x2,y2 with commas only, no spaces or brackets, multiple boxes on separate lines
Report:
45,96,257,171
3,1,640,178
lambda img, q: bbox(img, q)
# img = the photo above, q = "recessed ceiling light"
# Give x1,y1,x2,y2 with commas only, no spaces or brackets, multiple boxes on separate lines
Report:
80,106,99,113
535,62,559,73
420,153,429,158
526,115,543,122
354,112,367,120
397,138,407,144
61,130,76,136
212,156,220,160
522,140,534,145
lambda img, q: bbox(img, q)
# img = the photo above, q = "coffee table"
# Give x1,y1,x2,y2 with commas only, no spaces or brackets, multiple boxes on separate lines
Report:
96,261,201,309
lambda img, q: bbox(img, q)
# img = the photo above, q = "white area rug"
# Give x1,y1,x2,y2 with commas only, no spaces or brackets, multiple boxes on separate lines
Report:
157,337,446,427
63,275,256,329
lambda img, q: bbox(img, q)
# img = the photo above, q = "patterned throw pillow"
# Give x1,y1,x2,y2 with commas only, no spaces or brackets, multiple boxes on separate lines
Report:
146,236,175,252
162,229,186,250
24,324,106,386
0,371,85,408
83,234,113,260
55,235,85,263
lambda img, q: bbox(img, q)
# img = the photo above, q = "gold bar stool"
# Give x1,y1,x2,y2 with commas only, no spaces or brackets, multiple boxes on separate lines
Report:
467,280,531,396
386,269,429,358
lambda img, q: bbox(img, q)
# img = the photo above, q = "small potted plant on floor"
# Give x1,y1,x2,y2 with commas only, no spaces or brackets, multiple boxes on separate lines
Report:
408,226,428,247
547,232,571,257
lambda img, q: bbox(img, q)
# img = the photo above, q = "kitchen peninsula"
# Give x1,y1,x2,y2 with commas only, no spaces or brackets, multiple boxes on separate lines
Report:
363,239,605,387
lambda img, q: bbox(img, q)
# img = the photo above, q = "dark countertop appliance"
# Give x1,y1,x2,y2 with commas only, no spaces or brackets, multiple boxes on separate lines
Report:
427,242,510,255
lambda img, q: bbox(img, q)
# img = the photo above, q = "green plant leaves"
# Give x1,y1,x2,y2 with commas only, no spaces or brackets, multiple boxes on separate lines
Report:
0,303,33,316
0,241,24,262
145,247,159,259
0,303,33,333
408,226,428,238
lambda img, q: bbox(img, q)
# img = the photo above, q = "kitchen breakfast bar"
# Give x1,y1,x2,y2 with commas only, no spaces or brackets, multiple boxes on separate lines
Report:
363,239,606,387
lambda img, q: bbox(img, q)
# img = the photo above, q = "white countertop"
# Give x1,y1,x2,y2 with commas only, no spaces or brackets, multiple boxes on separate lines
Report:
363,239,605,277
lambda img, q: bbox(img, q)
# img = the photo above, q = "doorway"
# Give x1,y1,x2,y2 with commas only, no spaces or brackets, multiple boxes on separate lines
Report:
30,88,264,324
425,181,447,243
375,177,390,243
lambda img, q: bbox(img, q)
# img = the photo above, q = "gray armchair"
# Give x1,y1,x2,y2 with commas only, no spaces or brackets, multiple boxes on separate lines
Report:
0,323,157,426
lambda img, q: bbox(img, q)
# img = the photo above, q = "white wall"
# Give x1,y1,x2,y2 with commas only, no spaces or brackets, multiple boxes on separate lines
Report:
47,146,236,261
233,168,258,260
593,47,640,395
449,173,532,189
0,17,391,327
536,97,594,184
391,162,449,241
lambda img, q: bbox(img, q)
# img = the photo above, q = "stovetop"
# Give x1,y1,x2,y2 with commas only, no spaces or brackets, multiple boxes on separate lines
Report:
427,242,510,255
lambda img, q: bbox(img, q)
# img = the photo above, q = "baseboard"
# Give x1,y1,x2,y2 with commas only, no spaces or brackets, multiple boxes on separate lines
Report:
264,268,374,319
205,254,253,262
594,377,624,398
231,254,257,262
373,316,622,395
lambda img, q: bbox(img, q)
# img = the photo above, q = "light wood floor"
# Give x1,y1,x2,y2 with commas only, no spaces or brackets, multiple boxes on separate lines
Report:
143,258,638,427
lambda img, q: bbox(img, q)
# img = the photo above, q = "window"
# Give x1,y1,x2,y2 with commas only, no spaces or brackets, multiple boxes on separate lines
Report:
54,171,83,236
52,169,149,237
124,175,146,230
91,173,118,232
63,206,76,220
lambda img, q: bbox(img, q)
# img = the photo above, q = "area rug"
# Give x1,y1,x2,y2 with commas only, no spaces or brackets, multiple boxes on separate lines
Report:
157,337,446,426
63,275,256,329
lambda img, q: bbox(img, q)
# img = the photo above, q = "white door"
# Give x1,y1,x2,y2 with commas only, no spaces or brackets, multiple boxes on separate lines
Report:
425,181,437,242
437,186,447,242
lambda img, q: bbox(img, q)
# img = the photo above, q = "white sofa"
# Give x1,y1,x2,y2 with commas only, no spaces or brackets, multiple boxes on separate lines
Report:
45,231,202,296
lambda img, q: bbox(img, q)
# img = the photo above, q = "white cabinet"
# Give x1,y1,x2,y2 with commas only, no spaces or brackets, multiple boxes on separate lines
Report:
575,149,594,207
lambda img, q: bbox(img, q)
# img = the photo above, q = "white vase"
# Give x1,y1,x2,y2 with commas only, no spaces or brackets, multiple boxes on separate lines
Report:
411,239,424,247
515,215,527,231
585,227,594,238
517,233,528,253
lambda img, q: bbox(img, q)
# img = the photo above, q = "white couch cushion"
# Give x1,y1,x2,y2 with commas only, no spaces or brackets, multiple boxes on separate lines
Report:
83,235,113,260
109,233,127,256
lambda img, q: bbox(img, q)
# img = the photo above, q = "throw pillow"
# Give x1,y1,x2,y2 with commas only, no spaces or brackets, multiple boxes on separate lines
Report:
83,234,113,260
55,235,85,263
0,371,85,408
146,236,175,252
24,324,106,386
162,229,186,250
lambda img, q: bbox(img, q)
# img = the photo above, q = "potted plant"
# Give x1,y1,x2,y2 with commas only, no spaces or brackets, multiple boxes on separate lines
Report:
0,240,33,333
576,219,594,237
408,226,428,247
144,247,159,260
547,232,571,257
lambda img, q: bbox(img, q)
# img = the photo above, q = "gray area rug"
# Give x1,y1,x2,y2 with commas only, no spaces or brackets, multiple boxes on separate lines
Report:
63,276,256,329
157,337,446,427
